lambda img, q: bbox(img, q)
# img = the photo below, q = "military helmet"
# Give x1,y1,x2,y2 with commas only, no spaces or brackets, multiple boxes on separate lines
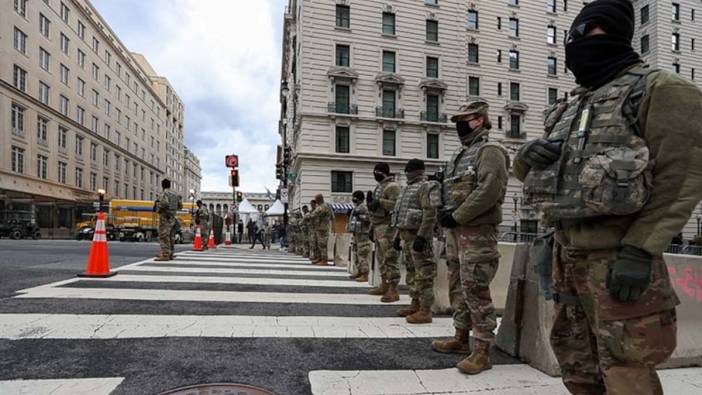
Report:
450,97,489,122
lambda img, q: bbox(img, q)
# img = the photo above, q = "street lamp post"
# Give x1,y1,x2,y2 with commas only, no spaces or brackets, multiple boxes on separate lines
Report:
512,193,518,241
281,81,290,244
97,189,106,213
697,214,701,236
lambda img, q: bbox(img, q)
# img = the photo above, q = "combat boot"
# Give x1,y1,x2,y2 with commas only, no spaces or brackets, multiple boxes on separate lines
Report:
355,273,369,282
406,307,432,324
431,328,471,354
380,282,400,303
397,299,420,317
154,253,171,261
456,339,492,375
349,272,362,279
368,278,389,296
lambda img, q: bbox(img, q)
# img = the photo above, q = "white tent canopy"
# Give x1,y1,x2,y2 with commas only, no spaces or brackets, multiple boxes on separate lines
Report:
265,200,285,216
237,198,258,214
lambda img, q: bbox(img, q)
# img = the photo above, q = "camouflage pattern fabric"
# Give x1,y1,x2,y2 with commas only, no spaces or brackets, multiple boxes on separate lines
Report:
454,224,500,342
446,229,470,330
374,223,400,282
193,206,209,241
157,190,178,257
354,239,372,274
315,226,329,262
400,230,437,309
550,241,679,394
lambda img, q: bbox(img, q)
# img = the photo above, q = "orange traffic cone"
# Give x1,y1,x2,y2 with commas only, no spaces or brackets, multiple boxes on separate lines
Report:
193,226,203,251
207,229,216,249
78,212,116,278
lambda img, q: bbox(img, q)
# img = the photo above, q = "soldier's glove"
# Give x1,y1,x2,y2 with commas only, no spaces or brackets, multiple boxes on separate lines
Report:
368,199,381,212
520,139,562,169
428,171,444,183
607,245,653,303
366,191,374,204
438,209,459,229
412,236,427,252
393,237,402,251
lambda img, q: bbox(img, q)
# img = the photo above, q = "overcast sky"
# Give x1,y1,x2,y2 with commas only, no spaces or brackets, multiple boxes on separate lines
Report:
91,0,287,193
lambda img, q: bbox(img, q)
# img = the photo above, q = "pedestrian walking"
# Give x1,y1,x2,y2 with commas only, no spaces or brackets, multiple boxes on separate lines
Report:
154,179,182,261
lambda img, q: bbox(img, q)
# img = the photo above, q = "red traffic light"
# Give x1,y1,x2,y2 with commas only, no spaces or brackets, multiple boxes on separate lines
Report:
225,155,239,168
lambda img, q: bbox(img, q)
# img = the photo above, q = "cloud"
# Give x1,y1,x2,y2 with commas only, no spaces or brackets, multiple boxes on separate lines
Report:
91,0,287,193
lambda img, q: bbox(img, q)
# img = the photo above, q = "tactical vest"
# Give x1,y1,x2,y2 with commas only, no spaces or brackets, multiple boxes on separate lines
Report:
523,65,653,223
443,135,490,210
347,204,371,235
369,180,394,220
392,181,424,230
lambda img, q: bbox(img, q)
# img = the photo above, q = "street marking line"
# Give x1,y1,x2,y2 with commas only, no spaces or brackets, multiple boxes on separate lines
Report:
0,377,124,395
122,266,352,277
0,314,452,339
158,259,347,270
76,274,370,288
14,287,408,305
180,251,309,260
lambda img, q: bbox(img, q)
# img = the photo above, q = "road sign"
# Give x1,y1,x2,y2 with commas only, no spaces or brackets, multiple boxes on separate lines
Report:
280,188,289,204
225,155,239,168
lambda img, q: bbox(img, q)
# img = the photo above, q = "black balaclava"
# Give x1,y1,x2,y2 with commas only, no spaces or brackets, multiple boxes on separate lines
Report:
565,0,641,90
374,162,390,183
404,159,425,183
352,191,365,205
456,121,474,141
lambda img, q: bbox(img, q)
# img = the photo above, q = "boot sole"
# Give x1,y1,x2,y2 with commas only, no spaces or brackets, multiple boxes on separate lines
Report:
380,298,400,303
431,346,472,354
456,365,492,375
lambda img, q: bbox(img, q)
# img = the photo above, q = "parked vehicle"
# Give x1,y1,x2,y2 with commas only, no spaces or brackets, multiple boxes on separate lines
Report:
0,210,41,240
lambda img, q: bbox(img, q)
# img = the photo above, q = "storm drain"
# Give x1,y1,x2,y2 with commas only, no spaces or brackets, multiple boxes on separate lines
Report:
157,383,277,395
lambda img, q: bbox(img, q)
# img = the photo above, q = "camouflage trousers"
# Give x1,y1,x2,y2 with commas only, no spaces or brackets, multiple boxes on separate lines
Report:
373,223,401,283
550,241,679,395
308,231,318,260
316,228,329,262
158,217,176,257
353,236,372,275
300,236,309,257
400,230,437,309
454,224,500,342
446,229,470,330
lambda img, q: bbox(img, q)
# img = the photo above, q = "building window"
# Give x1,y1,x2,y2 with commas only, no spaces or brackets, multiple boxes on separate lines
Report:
58,127,68,149
509,50,520,70
40,14,50,38
331,171,353,193
467,10,479,30
76,106,85,125
547,0,556,13
60,2,70,22
468,76,480,96
547,25,556,44
497,82,503,96
37,81,49,105
103,177,109,191
509,114,521,138
548,88,558,105
92,63,99,81
336,5,350,28
60,33,69,54
382,130,396,156
425,0,438,5
335,126,350,153
60,95,69,116
103,150,110,167
75,135,83,156
426,56,439,78
14,28,27,54
90,143,97,161
75,168,83,188
641,35,650,54
90,172,97,191
468,43,479,63
92,37,100,52
336,44,350,67
548,57,558,76
383,12,396,35
13,65,27,92
37,155,48,179
78,49,85,68
11,104,25,135
692,68,696,80
673,63,680,74
40,48,51,71
426,20,438,42
427,133,439,159
92,89,99,107
497,16,501,30
641,5,650,24
12,146,25,173
498,116,503,129
105,100,111,116
426,94,440,122
58,161,67,184
37,116,49,142
563,0,568,11
673,3,680,21
77,21,85,39
60,64,69,85
692,38,696,51
692,9,696,21
672,33,680,51
15,0,28,17
382,89,396,117
382,50,396,72
510,82,521,101
497,49,502,63
509,18,519,37
335,85,350,113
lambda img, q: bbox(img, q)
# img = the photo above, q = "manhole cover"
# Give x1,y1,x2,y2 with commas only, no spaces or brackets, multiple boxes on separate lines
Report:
158,383,277,395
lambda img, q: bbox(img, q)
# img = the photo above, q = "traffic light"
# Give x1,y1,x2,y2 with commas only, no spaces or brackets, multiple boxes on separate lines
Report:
275,163,284,180
283,147,292,166
230,169,240,187
236,191,243,202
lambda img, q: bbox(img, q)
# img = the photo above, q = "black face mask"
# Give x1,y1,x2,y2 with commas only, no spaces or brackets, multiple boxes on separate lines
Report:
374,173,386,183
565,35,640,90
352,199,362,206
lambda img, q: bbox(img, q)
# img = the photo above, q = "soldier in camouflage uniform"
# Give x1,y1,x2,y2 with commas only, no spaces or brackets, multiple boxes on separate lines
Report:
514,2,702,393
306,201,318,263
309,194,333,265
347,191,371,282
392,159,441,324
300,205,311,257
193,200,210,251
155,179,182,261
432,98,510,374
367,162,402,303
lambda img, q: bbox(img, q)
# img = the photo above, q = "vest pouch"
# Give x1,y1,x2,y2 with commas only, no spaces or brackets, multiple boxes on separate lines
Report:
449,169,476,206
401,208,423,230
579,146,650,216
523,166,559,204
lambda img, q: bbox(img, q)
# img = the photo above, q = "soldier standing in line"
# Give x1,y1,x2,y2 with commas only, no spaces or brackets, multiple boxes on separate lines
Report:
309,194,333,265
154,178,182,261
367,162,401,303
431,98,510,375
515,1,702,393
391,159,441,324
347,190,372,282
306,200,318,264
300,205,311,257
193,200,210,251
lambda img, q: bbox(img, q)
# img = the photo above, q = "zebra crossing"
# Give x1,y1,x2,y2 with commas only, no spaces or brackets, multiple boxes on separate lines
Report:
2,247,697,395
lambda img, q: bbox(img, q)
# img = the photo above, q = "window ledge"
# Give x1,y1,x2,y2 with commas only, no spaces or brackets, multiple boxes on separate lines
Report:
381,33,397,39
509,68,521,73
509,36,521,40
467,61,480,67
425,40,440,46
466,28,480,32
335,27,352,33
672,50,682,54
672,19,682,25
424,2,440,8
547,43,558,48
